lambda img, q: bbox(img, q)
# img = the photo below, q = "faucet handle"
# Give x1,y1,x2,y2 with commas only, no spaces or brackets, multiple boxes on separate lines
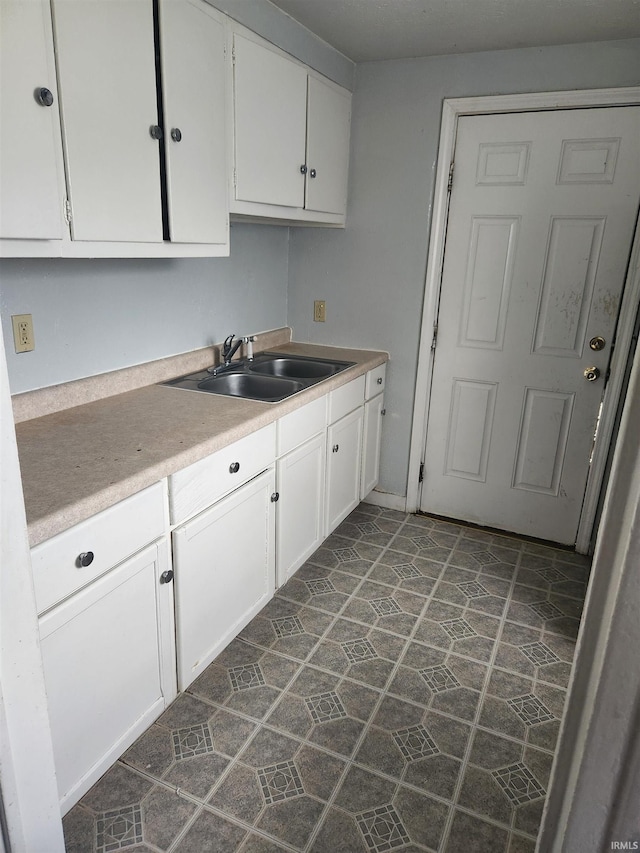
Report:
222,333,235,359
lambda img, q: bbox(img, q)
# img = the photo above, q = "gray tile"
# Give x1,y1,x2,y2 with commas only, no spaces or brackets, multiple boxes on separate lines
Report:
445,809,509,853
173,809,247,853
63,506,589,853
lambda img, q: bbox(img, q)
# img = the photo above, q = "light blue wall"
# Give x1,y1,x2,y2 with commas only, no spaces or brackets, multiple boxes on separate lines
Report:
286,38,640,498
0,224,289,393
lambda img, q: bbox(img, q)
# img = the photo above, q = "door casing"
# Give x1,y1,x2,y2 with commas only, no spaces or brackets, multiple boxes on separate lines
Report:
407,86,640,553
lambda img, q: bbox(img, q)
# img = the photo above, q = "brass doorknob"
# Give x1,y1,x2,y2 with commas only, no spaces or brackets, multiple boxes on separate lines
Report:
589,336,606,351
584,366,600,382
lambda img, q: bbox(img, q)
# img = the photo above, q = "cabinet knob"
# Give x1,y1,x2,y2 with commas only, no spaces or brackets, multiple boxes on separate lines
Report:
377,377,383,385
35,87,54,107
381,408,386,416
160,570,174,584
229,461,240,474
76,551,94,568
270,492,280,503
332,444,339,453
149,124,163,141
300,164,308,175
170,127,182,142
309,168,317,179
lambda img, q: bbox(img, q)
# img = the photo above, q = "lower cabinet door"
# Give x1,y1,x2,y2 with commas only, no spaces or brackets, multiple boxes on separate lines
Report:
276,433,326,587
173,468,276,691
326,406,364,535
361,393,384,498
38,541,176,813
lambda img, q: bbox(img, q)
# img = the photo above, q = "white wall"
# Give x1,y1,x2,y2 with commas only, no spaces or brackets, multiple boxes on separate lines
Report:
287,37,640,498
0,224,289,394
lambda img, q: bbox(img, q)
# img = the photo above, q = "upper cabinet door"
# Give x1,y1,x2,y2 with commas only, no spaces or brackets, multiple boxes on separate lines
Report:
159,0,228,245
233,34,307,208
305,77,351,215
52,0,163,242
0,0,64,240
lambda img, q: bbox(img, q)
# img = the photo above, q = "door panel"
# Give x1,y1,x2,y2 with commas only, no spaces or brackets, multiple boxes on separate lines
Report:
421,106,640,544
233,34,307,207
52,0,162,242
160,0,228,244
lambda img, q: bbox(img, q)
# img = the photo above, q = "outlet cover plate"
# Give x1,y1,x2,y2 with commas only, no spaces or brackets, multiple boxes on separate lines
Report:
12,314,35,353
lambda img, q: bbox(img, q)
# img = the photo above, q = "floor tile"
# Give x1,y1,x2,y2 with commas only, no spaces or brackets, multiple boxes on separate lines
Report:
188,640,301,721
63,506,590,853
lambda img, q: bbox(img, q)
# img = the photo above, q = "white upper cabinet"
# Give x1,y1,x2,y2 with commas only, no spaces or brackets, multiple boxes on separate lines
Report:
305,76,351,215
230,28,352,225
233,33,308,208
52,0,163,243
159,0,228,244
0,0,65,240
2,0,229,257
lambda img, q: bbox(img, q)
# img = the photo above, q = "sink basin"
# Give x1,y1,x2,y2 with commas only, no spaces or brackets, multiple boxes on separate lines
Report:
196,373,304,402
250,353,353,380
250,357,336,379
161,351,355,402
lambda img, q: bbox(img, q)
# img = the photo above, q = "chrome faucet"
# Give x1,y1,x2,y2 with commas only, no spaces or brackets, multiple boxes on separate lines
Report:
222,334,243,365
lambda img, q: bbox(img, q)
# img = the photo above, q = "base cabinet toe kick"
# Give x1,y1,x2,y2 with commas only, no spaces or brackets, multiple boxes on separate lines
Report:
31,364,385,812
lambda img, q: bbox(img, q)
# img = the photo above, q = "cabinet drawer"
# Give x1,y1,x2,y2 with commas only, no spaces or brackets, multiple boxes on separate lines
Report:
328,374,365,424
365,363,386,399
277,395,327,457
31,481,167,615
169,423,276,523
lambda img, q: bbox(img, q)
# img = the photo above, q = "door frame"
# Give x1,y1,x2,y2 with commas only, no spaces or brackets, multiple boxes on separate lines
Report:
407,86,640,553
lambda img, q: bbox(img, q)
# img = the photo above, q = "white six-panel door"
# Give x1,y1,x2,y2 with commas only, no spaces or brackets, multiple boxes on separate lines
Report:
421,107,640,544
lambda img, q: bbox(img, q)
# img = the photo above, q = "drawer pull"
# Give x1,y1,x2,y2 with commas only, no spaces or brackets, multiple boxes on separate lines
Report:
160,570,174,584
76,551,94,568
229,462,240,474
377,376,383,384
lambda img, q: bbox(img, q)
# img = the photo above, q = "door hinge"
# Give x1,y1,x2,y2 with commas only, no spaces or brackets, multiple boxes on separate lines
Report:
447,162,454,193
232,167,237,189
64,199,72,225
431,323,438,351
419,462,425,483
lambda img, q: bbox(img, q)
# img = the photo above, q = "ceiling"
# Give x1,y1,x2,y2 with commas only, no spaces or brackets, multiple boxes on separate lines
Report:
267,0,640,62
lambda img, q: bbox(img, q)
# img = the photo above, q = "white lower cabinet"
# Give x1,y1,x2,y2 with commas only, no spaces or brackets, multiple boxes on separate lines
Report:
326,405,365,534
361,393,385,498
276,432,326,586
172,467,276,691
38,540,176,813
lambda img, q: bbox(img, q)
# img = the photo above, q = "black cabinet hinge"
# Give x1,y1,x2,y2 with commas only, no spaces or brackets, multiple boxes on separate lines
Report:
419,462,424,483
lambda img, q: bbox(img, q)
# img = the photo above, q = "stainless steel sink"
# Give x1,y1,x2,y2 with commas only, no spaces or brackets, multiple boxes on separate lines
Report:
250,356,337,379
161,351,355,402
196,373,304,402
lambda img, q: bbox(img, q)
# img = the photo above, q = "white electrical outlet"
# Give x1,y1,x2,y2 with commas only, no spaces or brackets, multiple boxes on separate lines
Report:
12,314,35,353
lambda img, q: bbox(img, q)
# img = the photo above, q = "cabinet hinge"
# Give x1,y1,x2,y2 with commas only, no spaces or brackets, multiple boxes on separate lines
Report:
431,323,438,351
447,162,454,193
232,167,237,189
64,199,72,225
231,44,236,66
419,462,425,483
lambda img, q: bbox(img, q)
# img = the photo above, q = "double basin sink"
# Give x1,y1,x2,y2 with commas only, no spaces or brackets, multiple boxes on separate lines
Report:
162,352,355,402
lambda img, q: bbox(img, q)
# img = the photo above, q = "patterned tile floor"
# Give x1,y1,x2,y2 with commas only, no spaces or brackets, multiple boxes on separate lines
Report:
63,504,590,853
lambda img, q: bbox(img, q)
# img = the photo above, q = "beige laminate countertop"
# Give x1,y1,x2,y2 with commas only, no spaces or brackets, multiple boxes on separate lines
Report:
15,342,387,547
